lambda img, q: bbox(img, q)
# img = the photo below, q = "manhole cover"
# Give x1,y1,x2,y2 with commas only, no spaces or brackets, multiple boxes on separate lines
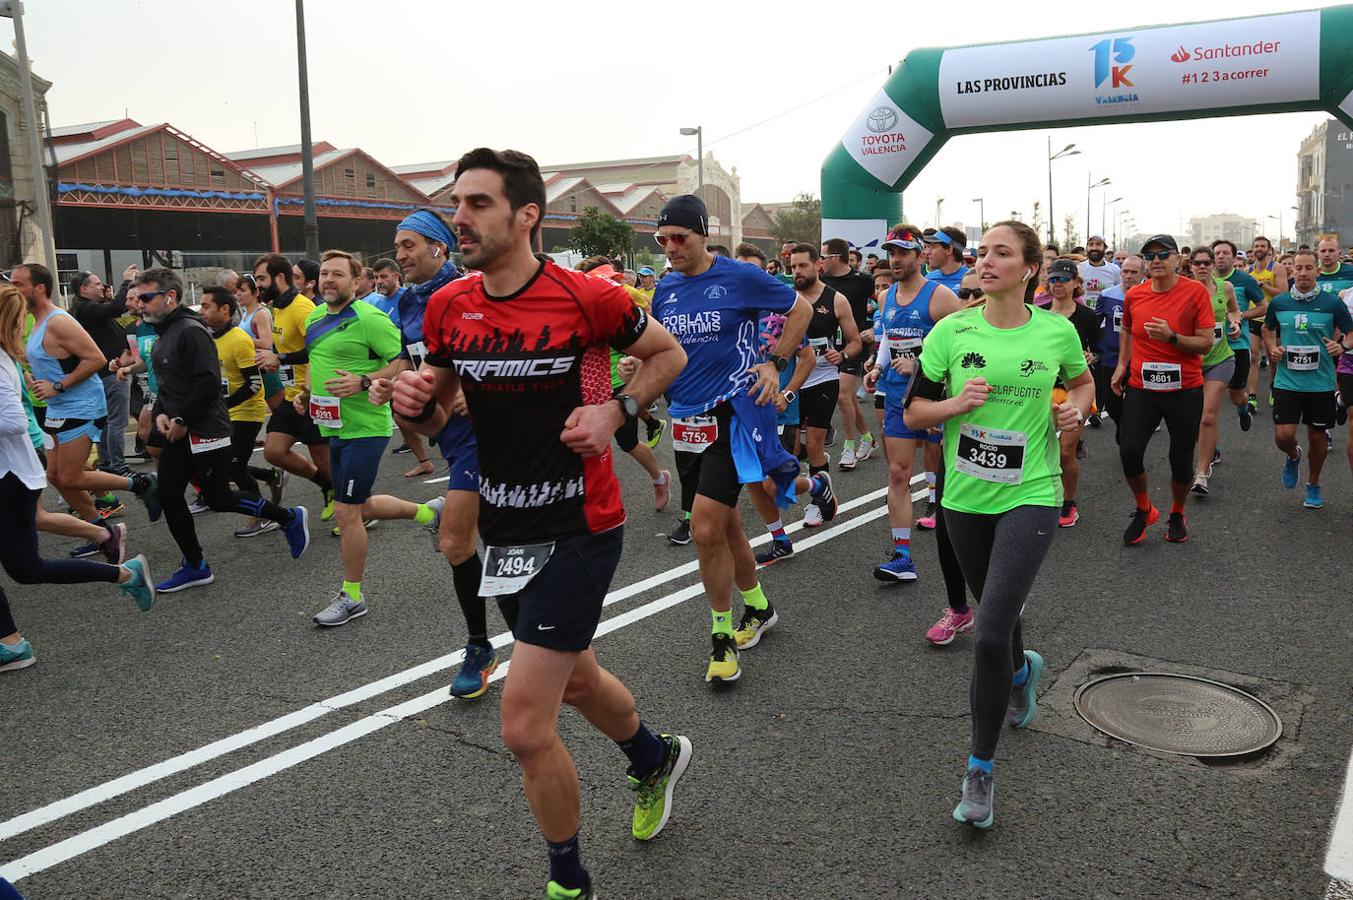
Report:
1074,672,1282,758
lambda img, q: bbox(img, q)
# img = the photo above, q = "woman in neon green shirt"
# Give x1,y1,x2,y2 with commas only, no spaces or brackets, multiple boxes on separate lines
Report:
1187,248,1240,496
904,221,1096,831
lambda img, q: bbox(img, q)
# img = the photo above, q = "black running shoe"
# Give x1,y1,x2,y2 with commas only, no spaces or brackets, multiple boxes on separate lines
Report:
1123,505,1159,546
755,539,793,566
811,473,838,522
1165,512,1188,543
668,519,691,545
1238,402,1253,432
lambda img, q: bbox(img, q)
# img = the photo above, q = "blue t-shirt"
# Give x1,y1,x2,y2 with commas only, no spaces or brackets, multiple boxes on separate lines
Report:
758,312,805,428
1317,262,1353,297
1263,291,1353,392
1096,284,1126,367
925,265,968,292
876,281,939,396
1220,268,1263,350
658,256,796,417
364,288,402,322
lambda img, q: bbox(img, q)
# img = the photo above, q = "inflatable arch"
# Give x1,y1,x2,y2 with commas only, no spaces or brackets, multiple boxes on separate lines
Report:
822,6,1353,249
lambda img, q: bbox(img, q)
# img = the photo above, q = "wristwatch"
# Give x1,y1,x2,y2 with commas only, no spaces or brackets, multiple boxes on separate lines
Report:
616,393,639,423
1168,333,1179,344
782,389,797,405
360,375,372,391
53,380,65,393
768,354,789,372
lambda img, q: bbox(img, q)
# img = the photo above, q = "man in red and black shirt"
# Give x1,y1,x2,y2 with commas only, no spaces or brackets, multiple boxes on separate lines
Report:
1111,233,1215,545
392,148,690,899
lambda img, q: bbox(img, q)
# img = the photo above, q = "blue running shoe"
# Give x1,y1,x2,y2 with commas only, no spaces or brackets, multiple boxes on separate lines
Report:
119,554,155,612
156,559,214,593
1006,650,1045,728
810,472,838,522
449,642,499,699
874,552,918,582
953,767,995,829
1282,447,1302,490
1304,484,1325,509
0,638,35,672
133,472,162,523
283,506,310,559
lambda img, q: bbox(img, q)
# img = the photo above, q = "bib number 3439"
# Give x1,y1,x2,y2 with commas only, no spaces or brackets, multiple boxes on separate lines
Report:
480,543,555,597
954,423,1027,484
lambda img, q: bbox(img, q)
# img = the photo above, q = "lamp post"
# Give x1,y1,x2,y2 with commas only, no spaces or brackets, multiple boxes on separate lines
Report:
680,126,703,191
1291,205,1300,248
972,197,985,232
295,0,320,261
935,197,944,227
1048,137,1080,246
0,0,57,274
1103,196,1123,244
1086,175,1110,244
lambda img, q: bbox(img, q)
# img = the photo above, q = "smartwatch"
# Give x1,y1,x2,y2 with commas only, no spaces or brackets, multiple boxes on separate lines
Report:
360,375,372,391
782,389,796,405
53,380,65,393
768,354,789,373
1168,333,1179,345
616,393,639,423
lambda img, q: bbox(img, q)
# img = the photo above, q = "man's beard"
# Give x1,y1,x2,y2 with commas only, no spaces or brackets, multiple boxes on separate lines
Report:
1088,250,1104,262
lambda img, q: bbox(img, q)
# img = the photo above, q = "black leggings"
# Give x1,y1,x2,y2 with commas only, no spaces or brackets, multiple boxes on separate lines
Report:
1118,387,1204,485
0,473,121,636
674,449,700,515
944,504,1058,762
934,467,971,613
230,420,264,495
158,439,293,567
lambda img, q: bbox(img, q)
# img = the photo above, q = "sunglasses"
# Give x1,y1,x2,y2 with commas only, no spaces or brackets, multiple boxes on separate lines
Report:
1191,259,1213,267
1143,250,1173,262
1047,276,1072,284
654,232,693,248
958,287,984,299
138,290,165,301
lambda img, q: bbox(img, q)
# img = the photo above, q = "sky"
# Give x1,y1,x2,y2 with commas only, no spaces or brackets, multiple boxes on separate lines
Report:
17,0,1339,246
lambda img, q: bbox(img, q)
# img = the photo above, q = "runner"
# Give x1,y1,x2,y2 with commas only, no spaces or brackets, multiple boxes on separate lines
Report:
1317,235,1353,292
923,226,970,291
1247,237,1287,406
230,272,285,524
1094,254,1144,433
864,224,959,580
1187,248,1240,496
903,220,1094,829
392,147,691,899
1044,259,1102,527
869,268,897,455
1211,240,1264,431
252,254,335,519
368,258,404,320
137,268,310,592
1111,235,1215,545
820,237,877,469
69,268,136,475
12,263,161,528
654,195,837,682
1262,248,1353,509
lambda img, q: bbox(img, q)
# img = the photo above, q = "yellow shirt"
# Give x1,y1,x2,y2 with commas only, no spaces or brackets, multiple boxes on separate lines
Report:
215,326,267,422
271,292,315,401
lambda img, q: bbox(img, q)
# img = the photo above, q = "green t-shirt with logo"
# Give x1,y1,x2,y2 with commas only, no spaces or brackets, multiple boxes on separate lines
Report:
1263,291,1353,393
1201,276,1235,368
303,300,402,439
920,305,1088,515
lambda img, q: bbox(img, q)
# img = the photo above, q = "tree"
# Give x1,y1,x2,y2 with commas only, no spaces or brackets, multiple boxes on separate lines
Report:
1063,214,1081,250
569,206,634,260
771,193,822,247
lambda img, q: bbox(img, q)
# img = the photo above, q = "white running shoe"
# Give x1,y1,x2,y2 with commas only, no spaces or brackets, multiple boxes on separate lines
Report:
839,446,857,470
856,440,874,462
803,503,824,528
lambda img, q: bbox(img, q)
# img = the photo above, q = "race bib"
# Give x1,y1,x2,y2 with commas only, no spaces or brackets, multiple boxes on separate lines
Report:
405,340,427,370
888,336,923,360
220,377,230,397
136,372,150,393
809,336,832,358
309,394,342,428
671,415,718,454
1285,346,1320,371
188,433,231,455
1112,309,1123,333
277,364,295,387
1140,361,1182,391
954,423,1027,485
1212,323,1224,346
480,542,554,597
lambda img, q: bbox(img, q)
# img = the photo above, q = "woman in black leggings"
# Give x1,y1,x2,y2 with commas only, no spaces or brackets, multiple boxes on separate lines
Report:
903,221,1096,829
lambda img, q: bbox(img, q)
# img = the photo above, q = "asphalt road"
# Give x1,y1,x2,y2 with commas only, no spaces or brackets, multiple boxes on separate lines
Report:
3,388,1352,899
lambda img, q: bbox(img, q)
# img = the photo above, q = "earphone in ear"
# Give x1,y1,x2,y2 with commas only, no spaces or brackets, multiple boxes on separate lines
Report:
432,247,442,258
1021,269,1033,282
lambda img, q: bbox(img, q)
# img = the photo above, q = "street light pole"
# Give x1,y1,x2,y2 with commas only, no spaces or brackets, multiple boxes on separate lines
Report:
935,197,944,227
972,197,985,232
680,126,703,191
1104,196,1122,244
1086,175,1110,243
0,0,57,274
295,0,320,261
1047,137,1080,247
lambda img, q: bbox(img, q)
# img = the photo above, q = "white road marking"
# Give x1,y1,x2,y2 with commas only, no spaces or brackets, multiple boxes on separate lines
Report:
1326,752,1353,881
0,498,896,882
0,480,911,845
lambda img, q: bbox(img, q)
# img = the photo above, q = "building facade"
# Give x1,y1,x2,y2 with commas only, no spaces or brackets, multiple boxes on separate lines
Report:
1296,119,1353,248
1188,214,1256,251
0,51,51,269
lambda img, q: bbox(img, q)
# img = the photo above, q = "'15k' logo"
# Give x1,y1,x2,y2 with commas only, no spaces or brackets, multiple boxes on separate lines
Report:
1091,37,1135,88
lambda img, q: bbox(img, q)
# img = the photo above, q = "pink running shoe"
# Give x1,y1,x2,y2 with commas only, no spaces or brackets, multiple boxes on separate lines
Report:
926,607,975,646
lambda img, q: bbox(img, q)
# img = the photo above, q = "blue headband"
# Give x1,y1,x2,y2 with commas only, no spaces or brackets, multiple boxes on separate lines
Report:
397,210,454,250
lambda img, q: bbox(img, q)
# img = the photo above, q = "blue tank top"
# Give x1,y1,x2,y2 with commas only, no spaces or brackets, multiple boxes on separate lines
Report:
878,281,938,393
239,306,260,338
25,308,106,420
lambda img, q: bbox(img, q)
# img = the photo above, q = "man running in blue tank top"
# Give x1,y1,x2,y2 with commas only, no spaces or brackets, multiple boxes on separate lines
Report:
654,195,839,685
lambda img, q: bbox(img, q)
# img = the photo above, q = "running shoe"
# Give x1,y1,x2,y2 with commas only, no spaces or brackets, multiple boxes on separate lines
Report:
156,559,214,593
953,767,995,829
330,518,378,538
856,438,875,462
1190,474,1210,496
653,469,671,512
644,417,666,448
187,494,210,515
1212,448,1222,467
100,522,127,564
0,638,35,672
874,552,918,582
320,488,336,522
824,425,836,448
1282,447,1302,490
1057,502,1079,528
705,633,740,683
1165,512,1189,543
132,472,161,522
915,502,937,530
1304,484,1325,509
119,554,155,612
545,880,595,899
95,497,126,518
69,521,110,559
313,591,367,626
1087,412,1101,429
668,518,691,545
629,734,693,841
126,446,149,463
391,442,412,455
810,473,838,522
233,519,279,538
734,605,778,649
1006,650,1045,728
1123,505,1160,546
926,607,974,646
839,445,857,470
1238,402,1253,432
269,468,288,507
802,503,823,528
754,539,793,566
282,506,311,559
1259,355,1269,369
426,495,446,552
1338,395,1348,427
449,642,498,699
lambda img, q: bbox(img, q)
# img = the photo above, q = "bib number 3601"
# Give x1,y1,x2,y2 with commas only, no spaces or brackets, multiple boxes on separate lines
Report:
954,423,1027,485
480,542,555,597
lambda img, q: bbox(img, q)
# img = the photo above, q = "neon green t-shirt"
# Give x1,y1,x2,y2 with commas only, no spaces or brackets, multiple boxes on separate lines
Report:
1201,276,1235,368
920,305,1088,515
303,300,402,439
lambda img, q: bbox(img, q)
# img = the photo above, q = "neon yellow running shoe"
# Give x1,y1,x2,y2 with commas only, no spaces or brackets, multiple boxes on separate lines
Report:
545,880,595,899
734,604,778,649
628,734,692,841
705,633,740,683
321,487,336,522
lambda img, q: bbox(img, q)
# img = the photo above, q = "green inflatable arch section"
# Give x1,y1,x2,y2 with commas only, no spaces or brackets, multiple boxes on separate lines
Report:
822,6,1353,250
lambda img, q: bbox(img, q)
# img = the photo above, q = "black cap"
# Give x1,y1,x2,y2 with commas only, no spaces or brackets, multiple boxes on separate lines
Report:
657,194,709,236
1139,234,1179,254
1048,258,1079,280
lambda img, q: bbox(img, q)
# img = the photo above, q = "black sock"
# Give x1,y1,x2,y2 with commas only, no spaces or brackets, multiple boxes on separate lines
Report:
616,722,667,780
546,833,588,891
312,473,332,493
809,462,829,477
248,465,277,484
451,553,489,646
